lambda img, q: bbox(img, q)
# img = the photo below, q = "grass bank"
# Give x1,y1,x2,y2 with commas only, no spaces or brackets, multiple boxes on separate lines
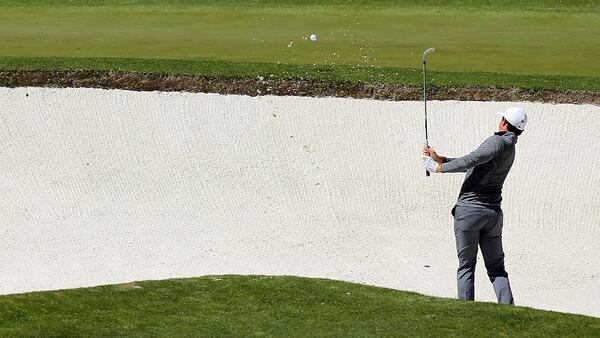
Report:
2,56,599,93
1,275,600,337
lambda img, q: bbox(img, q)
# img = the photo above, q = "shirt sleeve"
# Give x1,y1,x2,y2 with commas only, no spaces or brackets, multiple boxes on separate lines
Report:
441,136,503,173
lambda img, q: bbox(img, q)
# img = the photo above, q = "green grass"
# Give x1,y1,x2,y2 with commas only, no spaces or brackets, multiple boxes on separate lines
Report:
0,1,599,78
1,275,599,337
2,56,599,92
1,0,599,12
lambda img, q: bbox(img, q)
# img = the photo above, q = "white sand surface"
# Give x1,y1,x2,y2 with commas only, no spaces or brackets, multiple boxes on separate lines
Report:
1,87,599,317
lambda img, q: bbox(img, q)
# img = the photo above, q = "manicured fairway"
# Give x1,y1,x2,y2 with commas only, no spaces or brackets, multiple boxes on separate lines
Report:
1,275,600,337
0,0,599,77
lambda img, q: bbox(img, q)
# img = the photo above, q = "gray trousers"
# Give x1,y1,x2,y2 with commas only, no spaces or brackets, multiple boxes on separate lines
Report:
453,205,514,305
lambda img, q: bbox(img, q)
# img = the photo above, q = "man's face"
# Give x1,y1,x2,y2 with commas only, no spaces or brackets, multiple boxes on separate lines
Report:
499,117,507,130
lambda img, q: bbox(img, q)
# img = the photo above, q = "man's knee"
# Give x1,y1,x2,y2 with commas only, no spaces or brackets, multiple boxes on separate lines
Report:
486,264,508,280
483,249,505,270
455,231,479,261
457,249,477,275
458,255,476,268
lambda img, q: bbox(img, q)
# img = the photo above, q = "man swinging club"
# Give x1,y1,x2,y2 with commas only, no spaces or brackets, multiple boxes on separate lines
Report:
421,107,528,305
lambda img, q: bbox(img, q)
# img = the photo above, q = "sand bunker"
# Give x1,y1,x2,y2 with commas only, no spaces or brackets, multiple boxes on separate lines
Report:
1,87,599,317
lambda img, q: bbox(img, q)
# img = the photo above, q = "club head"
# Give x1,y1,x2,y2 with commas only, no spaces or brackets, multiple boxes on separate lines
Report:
423,47,436,61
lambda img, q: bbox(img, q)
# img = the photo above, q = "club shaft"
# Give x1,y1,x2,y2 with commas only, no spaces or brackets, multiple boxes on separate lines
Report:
423,60,428,146
423,59,430,177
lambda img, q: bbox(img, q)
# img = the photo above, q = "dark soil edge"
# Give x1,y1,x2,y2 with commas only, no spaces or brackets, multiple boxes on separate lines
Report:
1,69,599,105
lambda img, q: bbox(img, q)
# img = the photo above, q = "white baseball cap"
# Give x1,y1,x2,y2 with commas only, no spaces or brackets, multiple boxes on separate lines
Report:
498,107,527,131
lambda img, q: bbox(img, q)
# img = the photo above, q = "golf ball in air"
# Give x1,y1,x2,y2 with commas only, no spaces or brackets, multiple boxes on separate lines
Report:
309,34,317,41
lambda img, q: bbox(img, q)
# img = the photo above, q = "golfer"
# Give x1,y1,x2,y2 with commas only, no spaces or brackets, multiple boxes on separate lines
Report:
421,107,528,305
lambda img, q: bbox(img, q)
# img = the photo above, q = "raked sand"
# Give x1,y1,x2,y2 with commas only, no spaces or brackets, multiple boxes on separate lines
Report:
1,87,599,317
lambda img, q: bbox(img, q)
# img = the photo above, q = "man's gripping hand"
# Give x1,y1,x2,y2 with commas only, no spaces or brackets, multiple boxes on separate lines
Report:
422,146,445,164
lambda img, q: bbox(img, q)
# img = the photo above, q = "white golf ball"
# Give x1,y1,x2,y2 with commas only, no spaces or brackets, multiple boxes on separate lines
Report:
309,34,317,41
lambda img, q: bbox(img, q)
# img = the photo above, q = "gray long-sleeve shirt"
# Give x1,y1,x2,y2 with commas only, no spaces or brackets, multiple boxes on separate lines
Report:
442,131,518,209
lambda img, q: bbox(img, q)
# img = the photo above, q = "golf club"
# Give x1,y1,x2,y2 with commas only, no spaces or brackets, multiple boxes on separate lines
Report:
423,47,435,177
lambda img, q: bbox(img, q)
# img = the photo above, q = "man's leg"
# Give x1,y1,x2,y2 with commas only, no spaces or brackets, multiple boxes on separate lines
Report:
480,210,514,305
455,227,479,300
454,207,481,301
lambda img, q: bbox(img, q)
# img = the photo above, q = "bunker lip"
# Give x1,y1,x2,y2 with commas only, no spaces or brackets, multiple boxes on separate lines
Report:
1,69,599,105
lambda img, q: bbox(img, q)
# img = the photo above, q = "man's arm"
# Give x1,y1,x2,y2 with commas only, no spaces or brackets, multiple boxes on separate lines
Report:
436,156,454,173
441,136,503,173
435,156,456,174
422,147,454,173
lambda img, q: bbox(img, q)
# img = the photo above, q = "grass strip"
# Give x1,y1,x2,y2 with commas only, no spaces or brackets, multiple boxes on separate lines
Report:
1,57,599,92
1,0,598,13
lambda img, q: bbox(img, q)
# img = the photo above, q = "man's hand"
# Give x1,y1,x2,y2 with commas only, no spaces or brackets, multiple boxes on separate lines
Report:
422,146,445,164
422,156,439,174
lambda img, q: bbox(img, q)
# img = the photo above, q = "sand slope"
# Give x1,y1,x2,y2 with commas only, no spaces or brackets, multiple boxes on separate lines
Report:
1,87,599,317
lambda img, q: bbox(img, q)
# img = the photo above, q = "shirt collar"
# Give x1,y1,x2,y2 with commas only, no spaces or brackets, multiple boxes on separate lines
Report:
495,130,518,143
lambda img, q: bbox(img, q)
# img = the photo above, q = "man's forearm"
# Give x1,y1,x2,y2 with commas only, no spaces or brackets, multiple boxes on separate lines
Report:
433,155,448,173
443,157,456,163
435,155,455,164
